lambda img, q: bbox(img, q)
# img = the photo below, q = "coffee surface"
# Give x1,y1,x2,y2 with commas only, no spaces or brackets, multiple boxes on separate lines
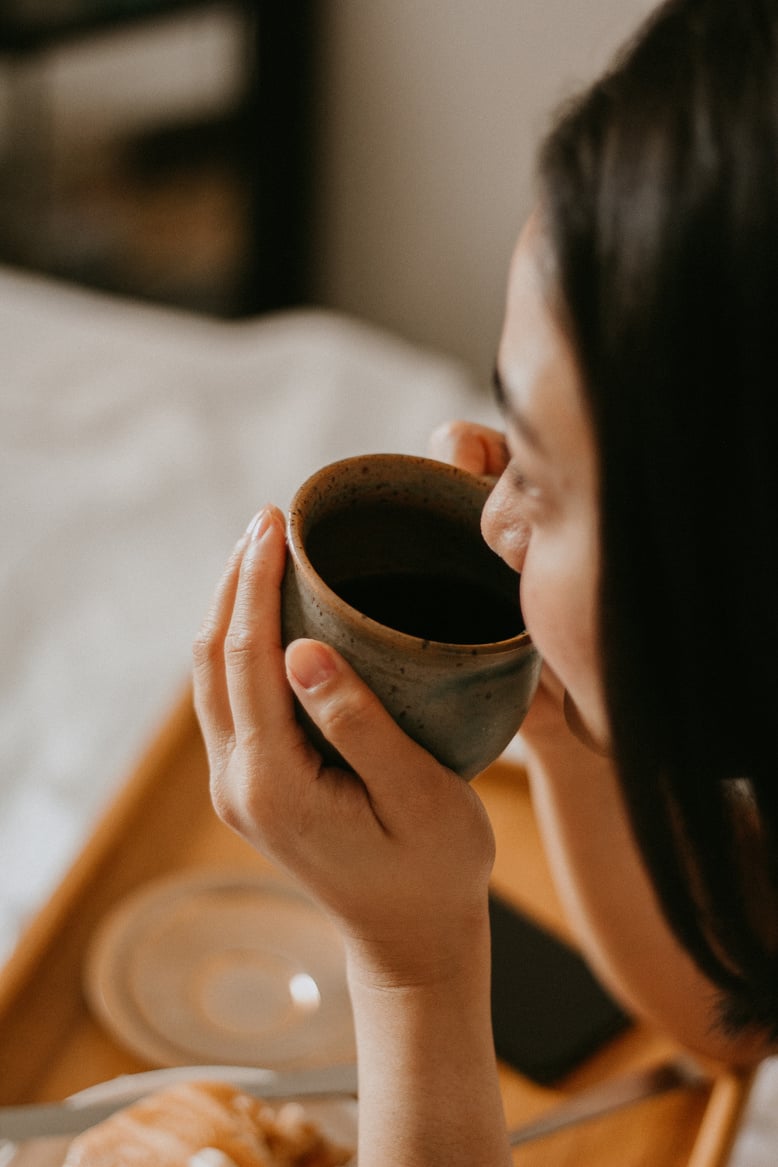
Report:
332,571,523,644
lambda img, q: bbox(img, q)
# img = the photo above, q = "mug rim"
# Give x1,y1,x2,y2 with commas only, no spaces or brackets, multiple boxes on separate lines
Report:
285,453,534,654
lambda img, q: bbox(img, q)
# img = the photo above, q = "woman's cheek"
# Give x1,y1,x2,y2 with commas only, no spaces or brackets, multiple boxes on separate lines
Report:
520,569,559,671
523,557,610,748
520,559,592,697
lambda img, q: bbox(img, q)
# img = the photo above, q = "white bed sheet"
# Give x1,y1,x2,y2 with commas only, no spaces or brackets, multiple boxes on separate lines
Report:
0,266,494,963
1,266,775,1163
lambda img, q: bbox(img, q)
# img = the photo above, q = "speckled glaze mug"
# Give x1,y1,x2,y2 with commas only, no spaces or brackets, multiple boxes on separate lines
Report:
281,454,542,779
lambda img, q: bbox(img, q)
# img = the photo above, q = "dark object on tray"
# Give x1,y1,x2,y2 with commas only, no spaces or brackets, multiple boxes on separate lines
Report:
489,890,631,1085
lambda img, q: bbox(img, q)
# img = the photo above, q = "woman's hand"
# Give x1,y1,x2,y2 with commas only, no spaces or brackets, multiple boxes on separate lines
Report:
427,419,510,477
192,506,496,989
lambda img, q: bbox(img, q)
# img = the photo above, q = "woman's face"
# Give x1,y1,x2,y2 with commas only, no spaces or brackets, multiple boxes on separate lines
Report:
481,216,609,749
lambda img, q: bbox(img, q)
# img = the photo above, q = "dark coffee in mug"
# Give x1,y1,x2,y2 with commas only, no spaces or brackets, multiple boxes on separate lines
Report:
333,572,522,644
305,500,523,645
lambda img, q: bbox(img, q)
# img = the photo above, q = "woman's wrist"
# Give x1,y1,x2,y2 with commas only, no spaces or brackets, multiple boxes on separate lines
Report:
345,914,510,1167
342,897,493,996
342,891,492,994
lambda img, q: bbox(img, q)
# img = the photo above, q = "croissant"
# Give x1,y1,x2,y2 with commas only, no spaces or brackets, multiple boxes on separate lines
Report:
62,1080,353,1167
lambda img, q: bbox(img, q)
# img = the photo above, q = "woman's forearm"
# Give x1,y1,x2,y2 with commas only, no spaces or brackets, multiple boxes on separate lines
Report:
346,918,512,1167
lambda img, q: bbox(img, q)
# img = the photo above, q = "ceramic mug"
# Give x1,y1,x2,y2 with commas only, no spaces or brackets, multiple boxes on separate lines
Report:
281,453,541,779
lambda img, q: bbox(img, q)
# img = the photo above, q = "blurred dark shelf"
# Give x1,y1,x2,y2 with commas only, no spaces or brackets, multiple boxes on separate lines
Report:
0,0,316,318
0,1,225,53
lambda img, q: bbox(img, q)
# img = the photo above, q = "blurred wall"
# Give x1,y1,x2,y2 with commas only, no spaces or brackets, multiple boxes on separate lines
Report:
311,0,659,383
0,1,660,380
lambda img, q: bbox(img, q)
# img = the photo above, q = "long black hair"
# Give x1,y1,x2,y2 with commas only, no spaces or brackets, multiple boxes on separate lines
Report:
538,0,778,1037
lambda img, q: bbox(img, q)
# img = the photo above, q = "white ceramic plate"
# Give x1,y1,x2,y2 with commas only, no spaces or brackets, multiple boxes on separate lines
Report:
83,870,356,1069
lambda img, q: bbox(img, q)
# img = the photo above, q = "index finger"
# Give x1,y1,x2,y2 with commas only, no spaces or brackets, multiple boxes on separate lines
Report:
223,506,303,748
192,527,250,751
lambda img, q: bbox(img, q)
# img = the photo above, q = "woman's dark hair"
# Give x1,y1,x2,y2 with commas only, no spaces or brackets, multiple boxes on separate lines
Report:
538,0,778,1037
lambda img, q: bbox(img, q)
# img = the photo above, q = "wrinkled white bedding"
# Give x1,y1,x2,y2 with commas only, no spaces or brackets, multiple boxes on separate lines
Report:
0,267,493,962
1,266,775,1162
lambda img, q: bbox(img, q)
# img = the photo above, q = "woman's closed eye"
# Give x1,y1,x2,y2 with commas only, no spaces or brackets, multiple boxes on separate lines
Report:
506,461,543,504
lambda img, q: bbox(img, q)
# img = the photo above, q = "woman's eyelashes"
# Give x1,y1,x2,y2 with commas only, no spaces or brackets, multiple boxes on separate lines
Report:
507,460,543,503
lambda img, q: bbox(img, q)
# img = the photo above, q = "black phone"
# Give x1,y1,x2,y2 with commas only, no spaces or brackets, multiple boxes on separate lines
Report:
488,890,631,1085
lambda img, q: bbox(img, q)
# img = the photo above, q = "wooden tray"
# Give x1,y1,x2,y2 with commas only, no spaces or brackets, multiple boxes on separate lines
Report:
0,687,753,1165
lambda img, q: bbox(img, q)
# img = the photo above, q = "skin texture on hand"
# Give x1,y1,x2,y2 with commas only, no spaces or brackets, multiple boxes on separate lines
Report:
193,504,496,985
193,502,511,1165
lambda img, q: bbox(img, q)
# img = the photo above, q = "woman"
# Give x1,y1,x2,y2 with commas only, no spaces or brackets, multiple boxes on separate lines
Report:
193,0,778,1161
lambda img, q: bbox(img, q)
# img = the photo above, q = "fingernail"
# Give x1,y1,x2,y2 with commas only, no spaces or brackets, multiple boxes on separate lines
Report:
287,640,336,690
246,507,272,540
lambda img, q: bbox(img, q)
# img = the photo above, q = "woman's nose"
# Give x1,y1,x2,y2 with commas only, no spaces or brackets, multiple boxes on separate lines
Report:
481,473,530,573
